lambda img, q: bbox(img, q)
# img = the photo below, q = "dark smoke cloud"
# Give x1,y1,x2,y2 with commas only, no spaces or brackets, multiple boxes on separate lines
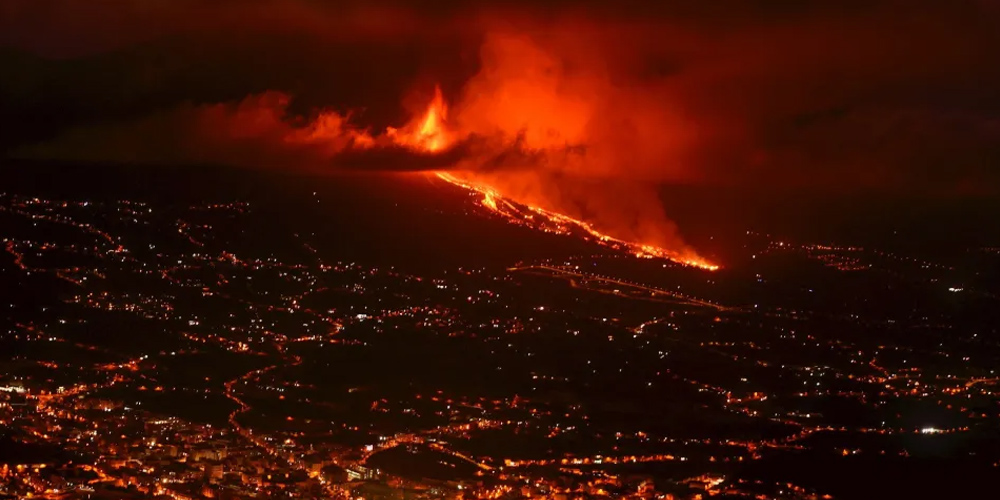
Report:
3,0,1000,194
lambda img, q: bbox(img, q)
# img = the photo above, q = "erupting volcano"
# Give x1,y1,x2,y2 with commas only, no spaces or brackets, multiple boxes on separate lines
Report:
18,23,719,270
384,84,718,271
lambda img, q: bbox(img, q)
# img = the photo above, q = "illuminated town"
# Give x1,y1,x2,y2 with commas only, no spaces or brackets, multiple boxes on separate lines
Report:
1,168,998,500
3,0,999,497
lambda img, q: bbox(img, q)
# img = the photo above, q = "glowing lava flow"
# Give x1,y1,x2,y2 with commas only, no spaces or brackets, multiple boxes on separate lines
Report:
388,86,719,271
434,172,719,270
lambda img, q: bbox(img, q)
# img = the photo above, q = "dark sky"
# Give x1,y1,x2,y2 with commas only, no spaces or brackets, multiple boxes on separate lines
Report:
2,0,1000,195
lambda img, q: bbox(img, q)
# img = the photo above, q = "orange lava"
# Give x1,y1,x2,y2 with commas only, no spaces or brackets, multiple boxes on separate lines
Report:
435,172,719,271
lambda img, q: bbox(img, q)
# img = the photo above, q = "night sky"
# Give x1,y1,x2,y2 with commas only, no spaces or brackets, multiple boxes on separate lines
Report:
2,0,999,195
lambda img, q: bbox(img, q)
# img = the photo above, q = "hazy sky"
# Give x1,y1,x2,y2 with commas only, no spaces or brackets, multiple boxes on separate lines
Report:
3,0,999,195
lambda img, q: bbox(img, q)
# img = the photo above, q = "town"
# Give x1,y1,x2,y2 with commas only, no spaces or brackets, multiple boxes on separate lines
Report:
1,177,998,500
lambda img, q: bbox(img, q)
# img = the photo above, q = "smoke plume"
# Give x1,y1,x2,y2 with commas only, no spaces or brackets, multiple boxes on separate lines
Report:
5,0,1000,259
